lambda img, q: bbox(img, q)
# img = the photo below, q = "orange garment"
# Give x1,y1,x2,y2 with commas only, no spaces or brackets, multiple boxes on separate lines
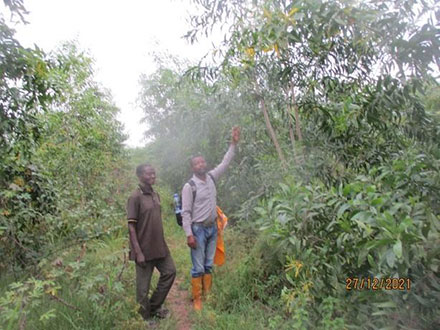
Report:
214,206,228,266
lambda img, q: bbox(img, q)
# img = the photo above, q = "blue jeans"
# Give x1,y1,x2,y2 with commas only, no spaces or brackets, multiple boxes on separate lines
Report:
190,223,218,278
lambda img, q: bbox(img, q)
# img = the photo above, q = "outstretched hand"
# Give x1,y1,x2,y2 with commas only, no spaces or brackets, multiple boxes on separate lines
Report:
231,126,241,145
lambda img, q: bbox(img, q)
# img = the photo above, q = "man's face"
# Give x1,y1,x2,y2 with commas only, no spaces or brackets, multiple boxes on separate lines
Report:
191,156,207,176
138,166,156,186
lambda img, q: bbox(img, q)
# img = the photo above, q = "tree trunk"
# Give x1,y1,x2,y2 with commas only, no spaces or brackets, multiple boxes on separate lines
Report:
284,87,296,152
288,112,296,150
290,84,307,165
260,97,287,168
254,76,287,168
290,85,303,141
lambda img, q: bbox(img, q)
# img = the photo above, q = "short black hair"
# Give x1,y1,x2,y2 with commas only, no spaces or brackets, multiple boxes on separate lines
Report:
189,154,204,167
136,163,152,177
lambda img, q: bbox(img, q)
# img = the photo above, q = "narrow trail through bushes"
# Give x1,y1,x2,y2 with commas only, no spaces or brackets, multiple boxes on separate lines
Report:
163,232,193,330
167,277,192,330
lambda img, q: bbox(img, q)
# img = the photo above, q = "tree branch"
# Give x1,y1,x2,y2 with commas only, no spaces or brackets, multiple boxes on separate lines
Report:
47,293,79,311
254,74,287,169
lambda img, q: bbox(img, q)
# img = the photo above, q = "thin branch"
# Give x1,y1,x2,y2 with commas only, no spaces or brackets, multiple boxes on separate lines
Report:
47,293,80,311
117,252,128,282
290,85,303,142
285,86,296,155
254,73,287,169
18,294,27,330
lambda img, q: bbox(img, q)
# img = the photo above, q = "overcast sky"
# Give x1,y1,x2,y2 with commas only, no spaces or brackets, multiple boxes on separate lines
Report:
2,0,218,147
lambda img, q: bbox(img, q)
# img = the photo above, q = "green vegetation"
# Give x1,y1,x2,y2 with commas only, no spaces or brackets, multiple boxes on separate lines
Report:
1,0,439,329
138,0,440,328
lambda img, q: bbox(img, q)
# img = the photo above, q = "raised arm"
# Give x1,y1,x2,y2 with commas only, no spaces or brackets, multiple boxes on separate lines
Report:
209,126,240,182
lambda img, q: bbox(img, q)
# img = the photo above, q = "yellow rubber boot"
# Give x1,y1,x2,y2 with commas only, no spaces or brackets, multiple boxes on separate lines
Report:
202,273,212,297
191,277,202,311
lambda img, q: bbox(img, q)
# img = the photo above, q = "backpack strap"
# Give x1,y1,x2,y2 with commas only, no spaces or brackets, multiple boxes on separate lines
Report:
208,172,216,186
188,179,197,201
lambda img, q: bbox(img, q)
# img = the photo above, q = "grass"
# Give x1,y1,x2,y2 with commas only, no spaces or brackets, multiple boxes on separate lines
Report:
190,226,291,330
0,216,181,329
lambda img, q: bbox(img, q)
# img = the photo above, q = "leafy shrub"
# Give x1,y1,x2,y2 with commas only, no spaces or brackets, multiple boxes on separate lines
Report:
255,149,440,328
0,31,127,269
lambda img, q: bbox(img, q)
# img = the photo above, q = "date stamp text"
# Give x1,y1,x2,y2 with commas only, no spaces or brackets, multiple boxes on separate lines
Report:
346,277,411,291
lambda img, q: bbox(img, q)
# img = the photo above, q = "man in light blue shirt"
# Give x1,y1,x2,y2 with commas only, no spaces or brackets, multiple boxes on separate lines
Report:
181,126,240,310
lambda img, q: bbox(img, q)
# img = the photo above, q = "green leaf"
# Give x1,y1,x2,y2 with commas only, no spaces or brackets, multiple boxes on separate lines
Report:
375,301,397,308
367,254,377,268
398,217,413,232
357,248,369,267
254,207,267,215
413,294,431,306
343,185,351,196
337,203,350,218
352,211,374,224
393,240,402,259
386,249,396,268
371,197,384,207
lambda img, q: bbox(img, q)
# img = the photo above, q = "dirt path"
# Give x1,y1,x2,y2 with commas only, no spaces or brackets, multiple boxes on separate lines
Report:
162,219,194,330
167,276,192,330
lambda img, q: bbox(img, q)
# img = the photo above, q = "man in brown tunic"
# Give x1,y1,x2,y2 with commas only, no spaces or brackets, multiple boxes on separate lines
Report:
126,164,176,320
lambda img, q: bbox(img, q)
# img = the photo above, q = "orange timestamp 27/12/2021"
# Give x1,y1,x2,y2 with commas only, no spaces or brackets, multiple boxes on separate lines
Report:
346,277,411,291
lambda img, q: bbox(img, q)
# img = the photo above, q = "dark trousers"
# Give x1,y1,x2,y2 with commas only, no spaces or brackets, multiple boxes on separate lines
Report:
136,254,176,318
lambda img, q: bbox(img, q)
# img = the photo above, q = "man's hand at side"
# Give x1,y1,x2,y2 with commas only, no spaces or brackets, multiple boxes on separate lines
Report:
135,251,147,268
128,222,147,267
187,235,197,249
